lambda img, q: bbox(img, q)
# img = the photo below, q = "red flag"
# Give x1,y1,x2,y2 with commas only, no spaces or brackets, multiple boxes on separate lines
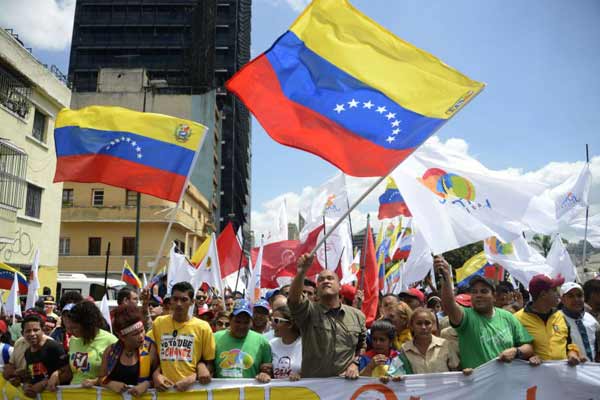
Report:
217,222,245,278
357,220,379,327
251,225,324,289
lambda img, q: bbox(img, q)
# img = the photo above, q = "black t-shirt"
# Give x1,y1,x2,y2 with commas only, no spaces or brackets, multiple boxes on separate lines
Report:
25,339,68,384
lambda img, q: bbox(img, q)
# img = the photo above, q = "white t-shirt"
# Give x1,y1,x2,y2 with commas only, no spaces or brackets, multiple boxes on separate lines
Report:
269,337,302,379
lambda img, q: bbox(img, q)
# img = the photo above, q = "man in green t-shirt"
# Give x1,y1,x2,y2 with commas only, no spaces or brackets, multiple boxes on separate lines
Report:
436,256,537,368
214,299,272,382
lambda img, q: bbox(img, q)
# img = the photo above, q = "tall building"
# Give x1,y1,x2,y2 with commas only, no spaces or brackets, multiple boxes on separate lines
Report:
0,28,72,294
214,0,252,234
68,0,252,236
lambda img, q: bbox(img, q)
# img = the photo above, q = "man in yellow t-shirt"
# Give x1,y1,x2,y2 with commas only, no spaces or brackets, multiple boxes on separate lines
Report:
151,282,215,391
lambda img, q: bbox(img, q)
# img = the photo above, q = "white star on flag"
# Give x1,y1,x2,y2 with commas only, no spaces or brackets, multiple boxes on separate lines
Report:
137,154,143,159
334,104,346,113
391,120,400,127
386,136,395,143
363,101,374,109
348,99,359,108
376,106,387,114
121,136,125,141
110,141,115,145
126,137,131,142
131,141,136,146
392,128,401,135
136,146,141,152
115,138,120,143
385,112,396,120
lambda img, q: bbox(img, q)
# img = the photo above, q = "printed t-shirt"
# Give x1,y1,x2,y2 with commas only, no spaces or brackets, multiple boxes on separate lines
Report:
359,349,410,377
25,339,68,384
214,330,272,378
151,315,215,383
69,329,117,384
269,337,302,379
454,307,532,368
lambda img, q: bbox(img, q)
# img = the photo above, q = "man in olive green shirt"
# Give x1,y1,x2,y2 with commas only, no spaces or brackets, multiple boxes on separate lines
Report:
289,254,366,378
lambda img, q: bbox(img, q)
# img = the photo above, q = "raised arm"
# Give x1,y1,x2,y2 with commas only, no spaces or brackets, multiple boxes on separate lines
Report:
435,256,464,327
289,253,314,306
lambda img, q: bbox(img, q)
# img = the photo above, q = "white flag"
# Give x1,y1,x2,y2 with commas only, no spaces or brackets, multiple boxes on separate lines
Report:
100,294,112,332
546,234,577,282
266,200,288,244
551,163,592,220
400,230,433,291
341,250,361,285
569,214,600,249
167,243,195,295
5,272,21,318
484,236,554,287
191,233,224,299
246,243,263,304
25,249,40,310
392,146,548,254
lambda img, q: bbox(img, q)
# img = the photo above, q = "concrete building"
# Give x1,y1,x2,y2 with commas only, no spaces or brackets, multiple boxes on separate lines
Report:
59,68,220,275
0,28,71,294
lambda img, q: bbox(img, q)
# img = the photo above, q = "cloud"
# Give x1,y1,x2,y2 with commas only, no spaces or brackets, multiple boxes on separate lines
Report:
251,136,600,246
0,0,75,51
261,0,310,12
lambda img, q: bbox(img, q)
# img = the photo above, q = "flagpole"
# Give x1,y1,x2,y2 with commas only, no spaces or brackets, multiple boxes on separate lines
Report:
233,228,246,294
103,242,111,297
356,214,370,309
148,125,210,278
322,216,328,269
310,175,386,258
581,144,590,271
344,192,356,252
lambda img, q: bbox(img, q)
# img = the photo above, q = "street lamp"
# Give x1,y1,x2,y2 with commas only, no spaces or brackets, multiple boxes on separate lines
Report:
134,78,168,274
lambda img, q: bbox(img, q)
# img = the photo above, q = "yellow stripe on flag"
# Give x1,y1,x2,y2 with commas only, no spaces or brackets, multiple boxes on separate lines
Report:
191,235,212,266
455,251,489,283
56,106,206,151
289,0,485,119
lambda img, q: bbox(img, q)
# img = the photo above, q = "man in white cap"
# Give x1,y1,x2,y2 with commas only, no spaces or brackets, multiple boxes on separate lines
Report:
560,282,600,362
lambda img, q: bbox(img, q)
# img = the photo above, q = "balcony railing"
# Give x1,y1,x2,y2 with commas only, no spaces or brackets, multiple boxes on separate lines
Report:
0,64,32,119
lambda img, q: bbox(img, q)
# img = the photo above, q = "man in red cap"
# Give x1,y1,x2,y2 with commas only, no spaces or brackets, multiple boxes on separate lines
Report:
436,256,535,369
399,288,425,310
515,274,583,365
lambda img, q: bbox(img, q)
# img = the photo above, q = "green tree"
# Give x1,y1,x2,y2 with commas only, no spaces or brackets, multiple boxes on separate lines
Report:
442,241,484,270
529,234,553,257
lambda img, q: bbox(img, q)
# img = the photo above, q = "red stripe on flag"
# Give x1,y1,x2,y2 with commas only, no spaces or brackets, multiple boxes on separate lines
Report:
55,154,186,202
226,55,415,177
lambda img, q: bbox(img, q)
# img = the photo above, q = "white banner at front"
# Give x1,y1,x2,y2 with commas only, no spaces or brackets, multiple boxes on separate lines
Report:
3,361,599,400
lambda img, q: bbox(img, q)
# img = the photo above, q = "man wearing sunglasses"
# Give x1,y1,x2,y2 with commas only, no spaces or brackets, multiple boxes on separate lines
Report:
194,289,209,316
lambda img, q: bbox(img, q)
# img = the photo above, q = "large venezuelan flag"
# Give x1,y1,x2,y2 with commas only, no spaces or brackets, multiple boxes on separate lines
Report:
226,0,485,177
0,263,28,293
54,106,207,202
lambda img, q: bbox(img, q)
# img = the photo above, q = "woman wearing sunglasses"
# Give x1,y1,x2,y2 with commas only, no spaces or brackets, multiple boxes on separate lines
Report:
269,306,302,381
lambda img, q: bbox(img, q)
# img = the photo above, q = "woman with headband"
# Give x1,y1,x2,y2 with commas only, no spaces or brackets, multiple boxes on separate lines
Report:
99,304,158,396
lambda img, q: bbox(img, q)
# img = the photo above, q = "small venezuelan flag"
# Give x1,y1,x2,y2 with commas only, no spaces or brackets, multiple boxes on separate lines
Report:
53,106,207,202
378,177,412,220
0,262,28,292
455,251,495,288
226,0,484,177
121,261,142,288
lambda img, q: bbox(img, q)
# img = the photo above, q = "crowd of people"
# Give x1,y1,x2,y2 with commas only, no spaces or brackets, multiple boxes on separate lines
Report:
0,254,599,397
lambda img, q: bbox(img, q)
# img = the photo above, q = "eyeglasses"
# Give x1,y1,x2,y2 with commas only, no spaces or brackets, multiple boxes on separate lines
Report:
196,295,207,300
272,317,290,324
216,320,230,327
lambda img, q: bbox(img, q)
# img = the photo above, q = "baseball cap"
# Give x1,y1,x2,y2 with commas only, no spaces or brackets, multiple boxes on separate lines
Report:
253,299,270,312
265,289,280,302
456,293,472,307
559,282,583,297
232,299,253,317
469,275,495,290
401,288,426,304
529,274,565,298
340,284,357,303
197,308,215,318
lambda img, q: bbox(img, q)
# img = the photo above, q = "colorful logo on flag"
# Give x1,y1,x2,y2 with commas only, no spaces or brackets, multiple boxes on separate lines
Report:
420,168,476,201
485,237,514,255
174,124,192,142
559,192,579,210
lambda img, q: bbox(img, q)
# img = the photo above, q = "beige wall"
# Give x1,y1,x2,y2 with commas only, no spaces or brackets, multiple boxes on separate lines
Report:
0,28,71,295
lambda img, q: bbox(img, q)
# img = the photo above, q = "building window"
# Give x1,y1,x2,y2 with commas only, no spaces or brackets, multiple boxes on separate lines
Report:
62,189,74,207
88,237,102,256
59,237,70,256
92,189,104,206
0,139,28,210
125,190,138,207
174,239,185,254
25,183,42,219
122,237,136,256
0,63,32,119
32,109,46,142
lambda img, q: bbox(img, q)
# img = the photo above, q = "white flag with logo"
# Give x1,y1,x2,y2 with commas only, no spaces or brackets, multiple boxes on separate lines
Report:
484,236,553,287
546,234,577,282
391,145,548,254
25,248,40,310
400,230,433,291
550,163,592,220
341,250,361,285
192,233,224,298
167,243,196,295
246,243,263,304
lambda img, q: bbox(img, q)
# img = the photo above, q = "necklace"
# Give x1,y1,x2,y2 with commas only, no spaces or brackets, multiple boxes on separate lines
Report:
124,350,136,357
171,317,189,337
